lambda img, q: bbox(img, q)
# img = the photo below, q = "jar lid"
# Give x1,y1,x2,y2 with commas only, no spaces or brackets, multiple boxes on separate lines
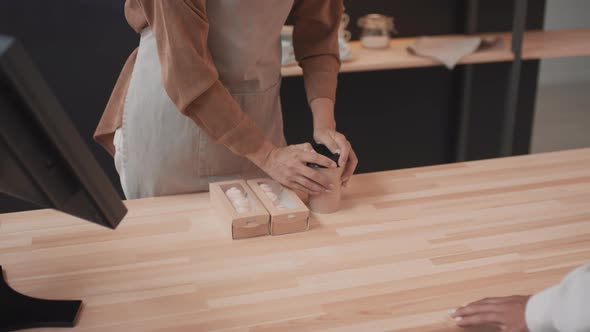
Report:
307,143,340,169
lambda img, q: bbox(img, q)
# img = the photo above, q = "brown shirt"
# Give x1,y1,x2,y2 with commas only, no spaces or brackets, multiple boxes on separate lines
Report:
94,0,342,156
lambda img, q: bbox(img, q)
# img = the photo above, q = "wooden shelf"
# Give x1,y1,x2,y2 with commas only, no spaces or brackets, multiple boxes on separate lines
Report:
281,29,590,77
281,33,513,77
523,29,590,61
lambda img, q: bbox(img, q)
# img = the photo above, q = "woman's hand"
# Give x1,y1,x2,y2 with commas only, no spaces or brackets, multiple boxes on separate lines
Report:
451,296,531,332
313,128,357,187
248,141,338,195
310,98,358,187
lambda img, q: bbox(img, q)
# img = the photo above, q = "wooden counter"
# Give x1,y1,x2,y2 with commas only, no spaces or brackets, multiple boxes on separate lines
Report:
2,149,590,331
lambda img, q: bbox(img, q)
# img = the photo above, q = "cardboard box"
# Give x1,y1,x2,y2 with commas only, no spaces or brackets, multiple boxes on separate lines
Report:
247,178,310,236
209,180,270,240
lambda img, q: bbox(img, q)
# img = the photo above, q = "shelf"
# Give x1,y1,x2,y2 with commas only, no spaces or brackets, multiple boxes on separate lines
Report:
523,29,590,61
281,33,513,77
281,29,590,77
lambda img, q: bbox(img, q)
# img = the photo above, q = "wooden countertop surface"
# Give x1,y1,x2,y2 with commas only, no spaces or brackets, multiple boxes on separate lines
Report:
2,149,590,331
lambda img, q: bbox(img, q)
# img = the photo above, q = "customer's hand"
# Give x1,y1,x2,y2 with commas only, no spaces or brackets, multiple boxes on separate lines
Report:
250,142,338,195
314,128,358,187
451,295,531,332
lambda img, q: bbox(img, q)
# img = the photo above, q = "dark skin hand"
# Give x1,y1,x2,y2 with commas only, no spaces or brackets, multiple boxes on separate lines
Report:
451,296,531,332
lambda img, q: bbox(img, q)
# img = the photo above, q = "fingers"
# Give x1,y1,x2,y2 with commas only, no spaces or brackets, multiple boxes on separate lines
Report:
470,297,513,306
299,150,337,169
454,304,503,318
455,313,503,328
452,303,505,328
313,131,351,167
298,164,334,191
342,148,358,187
449,296,529,331
299,142,315,152
315,134,340,156
295,174,327,194
333,134,350,167
288,181,320,196
459,296,523,313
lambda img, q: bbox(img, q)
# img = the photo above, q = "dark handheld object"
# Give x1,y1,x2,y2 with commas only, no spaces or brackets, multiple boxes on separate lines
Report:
0,35,127,330
306,143,340,169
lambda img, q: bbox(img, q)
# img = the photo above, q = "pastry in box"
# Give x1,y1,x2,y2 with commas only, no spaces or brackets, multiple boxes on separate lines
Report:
247,178,310,236
209,180,270,240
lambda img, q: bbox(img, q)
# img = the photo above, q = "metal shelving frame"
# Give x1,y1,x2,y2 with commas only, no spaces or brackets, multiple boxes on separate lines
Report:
455,0,529,160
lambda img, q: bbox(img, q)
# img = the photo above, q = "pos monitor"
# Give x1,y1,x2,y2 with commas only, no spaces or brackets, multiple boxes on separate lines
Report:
0,35,127,330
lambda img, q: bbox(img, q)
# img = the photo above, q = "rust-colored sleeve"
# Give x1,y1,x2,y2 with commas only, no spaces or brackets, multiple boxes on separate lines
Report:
291,0,343,104
134,0,267,156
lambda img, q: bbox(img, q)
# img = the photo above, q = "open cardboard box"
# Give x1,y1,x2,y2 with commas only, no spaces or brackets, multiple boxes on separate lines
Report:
209,180,270,240
247,178,310,236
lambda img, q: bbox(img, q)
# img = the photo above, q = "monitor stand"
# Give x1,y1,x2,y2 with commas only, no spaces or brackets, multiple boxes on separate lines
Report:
0,266,81,331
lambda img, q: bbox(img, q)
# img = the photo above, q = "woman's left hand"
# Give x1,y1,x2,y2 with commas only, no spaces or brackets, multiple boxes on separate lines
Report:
451,295,531,332
313,128,358,187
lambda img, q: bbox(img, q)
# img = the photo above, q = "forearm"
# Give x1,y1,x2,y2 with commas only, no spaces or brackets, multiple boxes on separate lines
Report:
292,0,342,105
311,98,336,131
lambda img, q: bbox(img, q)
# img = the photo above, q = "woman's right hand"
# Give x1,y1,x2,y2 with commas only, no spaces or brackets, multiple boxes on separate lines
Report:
248,142,338,195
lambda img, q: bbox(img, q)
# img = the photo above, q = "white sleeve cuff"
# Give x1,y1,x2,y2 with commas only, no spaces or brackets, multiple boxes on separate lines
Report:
525,285,560,332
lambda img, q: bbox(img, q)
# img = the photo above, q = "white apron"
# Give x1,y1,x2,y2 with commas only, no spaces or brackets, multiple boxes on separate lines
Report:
114,0,294,199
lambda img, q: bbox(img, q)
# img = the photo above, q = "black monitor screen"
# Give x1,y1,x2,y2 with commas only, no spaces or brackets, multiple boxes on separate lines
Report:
0,35,126,229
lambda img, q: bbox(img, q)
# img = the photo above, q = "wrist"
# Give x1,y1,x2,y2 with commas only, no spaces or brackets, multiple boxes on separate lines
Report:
245,139,275,168
314,122,336,132
310,98,336,131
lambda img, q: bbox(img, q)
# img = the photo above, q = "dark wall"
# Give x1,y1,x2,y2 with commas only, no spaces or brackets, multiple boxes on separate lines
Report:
0,0,545,212
0,1,136,212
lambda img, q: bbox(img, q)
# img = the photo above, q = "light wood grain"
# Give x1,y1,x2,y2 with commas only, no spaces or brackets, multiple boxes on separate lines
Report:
282,29,590,77
523,29,590,61
1,149,590,331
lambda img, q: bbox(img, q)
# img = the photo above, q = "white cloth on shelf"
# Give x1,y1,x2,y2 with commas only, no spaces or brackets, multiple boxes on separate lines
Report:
407,35,502,70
